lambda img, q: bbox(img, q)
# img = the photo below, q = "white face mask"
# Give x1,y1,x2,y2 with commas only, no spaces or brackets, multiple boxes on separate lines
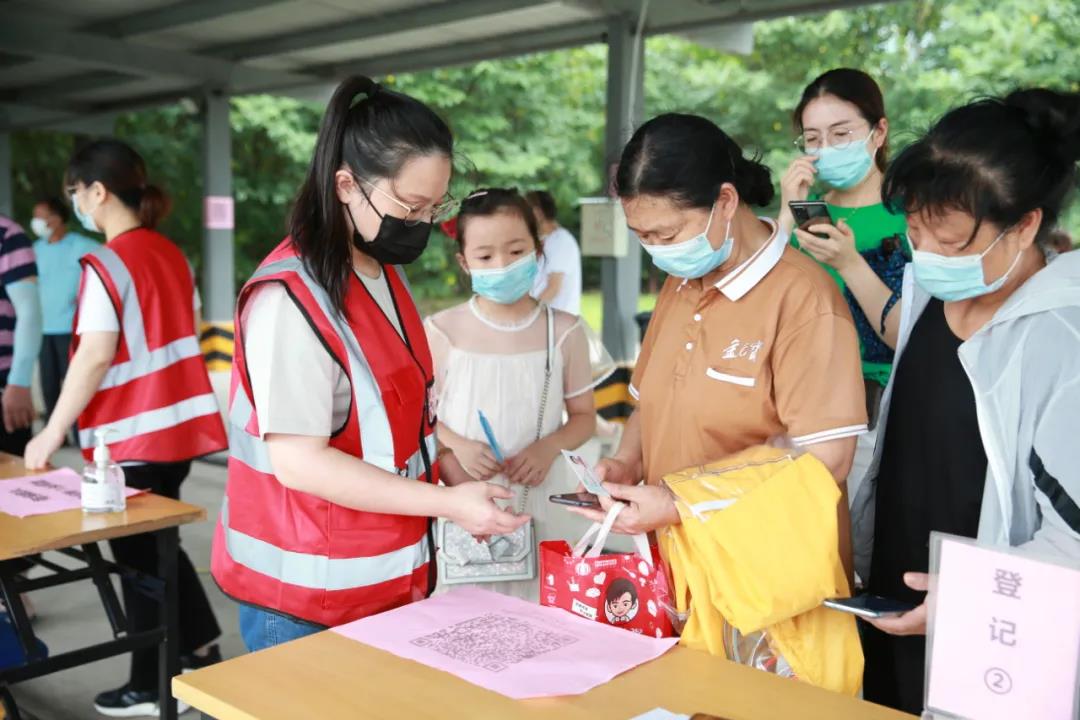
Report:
30,218,50,239
910,229,1023,302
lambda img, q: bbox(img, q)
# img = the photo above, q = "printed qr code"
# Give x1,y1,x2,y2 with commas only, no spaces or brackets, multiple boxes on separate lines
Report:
410,613,577,673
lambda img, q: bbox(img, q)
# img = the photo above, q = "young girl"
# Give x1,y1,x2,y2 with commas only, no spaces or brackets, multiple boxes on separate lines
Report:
426,188,609,601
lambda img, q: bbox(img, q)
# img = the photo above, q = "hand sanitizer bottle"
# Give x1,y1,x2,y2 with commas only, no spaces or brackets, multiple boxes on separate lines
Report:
82,429,126,513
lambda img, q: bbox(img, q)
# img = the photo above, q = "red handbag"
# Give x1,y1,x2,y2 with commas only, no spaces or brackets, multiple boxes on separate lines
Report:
540,503,674,638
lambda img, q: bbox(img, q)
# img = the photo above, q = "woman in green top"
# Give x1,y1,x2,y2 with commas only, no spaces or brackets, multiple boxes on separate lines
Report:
778,68,908,500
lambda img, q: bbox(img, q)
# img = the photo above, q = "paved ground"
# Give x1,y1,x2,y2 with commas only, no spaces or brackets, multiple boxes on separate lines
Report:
9,448,242,720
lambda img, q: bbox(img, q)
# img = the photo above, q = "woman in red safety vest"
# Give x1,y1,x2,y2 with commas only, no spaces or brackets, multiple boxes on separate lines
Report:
25,139,228,718
211,76,529,652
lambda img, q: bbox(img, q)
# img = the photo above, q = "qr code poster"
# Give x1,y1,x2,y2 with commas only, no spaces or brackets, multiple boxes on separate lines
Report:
410,613,577,672
334,587,678,699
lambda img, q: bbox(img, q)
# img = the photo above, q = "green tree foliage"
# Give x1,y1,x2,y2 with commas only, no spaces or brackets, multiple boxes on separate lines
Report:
8,0,1079,301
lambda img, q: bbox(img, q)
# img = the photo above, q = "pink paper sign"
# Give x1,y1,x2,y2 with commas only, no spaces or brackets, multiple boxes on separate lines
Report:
927,535,1080,719
332,587,677,699
203,195,234,230
0,468,145,518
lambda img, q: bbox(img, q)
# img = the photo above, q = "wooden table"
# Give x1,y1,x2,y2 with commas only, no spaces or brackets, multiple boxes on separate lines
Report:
0,453,206,720
175,629,914,720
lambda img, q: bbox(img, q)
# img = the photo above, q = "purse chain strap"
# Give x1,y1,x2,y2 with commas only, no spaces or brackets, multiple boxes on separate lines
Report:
516,304,553,515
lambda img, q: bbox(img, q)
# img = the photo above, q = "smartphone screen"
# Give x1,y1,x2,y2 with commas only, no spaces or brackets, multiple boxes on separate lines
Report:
549,492,602,510
788,201,833,233
823,595,918,619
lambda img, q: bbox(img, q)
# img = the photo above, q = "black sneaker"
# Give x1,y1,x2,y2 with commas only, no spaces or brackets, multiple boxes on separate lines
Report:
93,685,190,717
180,644,222,672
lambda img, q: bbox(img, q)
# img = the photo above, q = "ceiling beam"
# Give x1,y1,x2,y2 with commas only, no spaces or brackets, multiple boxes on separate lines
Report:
206,0,550,61
82,0,292,38
0,8,321,93
314,18,611,78
0,72,136,105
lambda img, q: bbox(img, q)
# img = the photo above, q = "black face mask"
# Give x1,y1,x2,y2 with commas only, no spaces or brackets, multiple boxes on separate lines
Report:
347,191,432,266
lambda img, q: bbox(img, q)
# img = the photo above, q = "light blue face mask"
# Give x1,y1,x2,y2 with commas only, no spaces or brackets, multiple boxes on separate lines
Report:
469,252,539,304
813,135,874,190
911,230,1022,302
71,192,101,234
641,205,732,279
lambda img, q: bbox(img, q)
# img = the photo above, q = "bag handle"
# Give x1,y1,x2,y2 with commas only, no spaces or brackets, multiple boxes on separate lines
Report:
571,501,652,563
515,304,554,515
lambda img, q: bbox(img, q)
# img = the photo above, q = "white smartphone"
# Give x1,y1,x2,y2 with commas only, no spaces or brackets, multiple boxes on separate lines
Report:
823,595,917,619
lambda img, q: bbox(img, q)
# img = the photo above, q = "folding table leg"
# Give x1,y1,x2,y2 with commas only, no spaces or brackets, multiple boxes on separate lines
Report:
81,542,128,637
156,528,180,720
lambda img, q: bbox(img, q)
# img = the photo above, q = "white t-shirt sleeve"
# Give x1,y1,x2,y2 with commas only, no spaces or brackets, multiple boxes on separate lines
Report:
76,268,120,334
243,283,345,438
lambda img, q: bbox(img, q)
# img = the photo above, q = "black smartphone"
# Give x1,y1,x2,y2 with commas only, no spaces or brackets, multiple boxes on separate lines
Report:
823,594,918,620
549,492,602,509
788,200,834,235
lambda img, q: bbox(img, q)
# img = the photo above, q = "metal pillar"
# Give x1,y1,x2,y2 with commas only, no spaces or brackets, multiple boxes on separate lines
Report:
0,132,12,218
200,91,234,322
600,14,644,362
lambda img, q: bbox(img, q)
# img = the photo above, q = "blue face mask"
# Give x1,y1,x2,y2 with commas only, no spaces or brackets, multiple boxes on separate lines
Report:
814,135,874,190
71,192,101,234
469,252,539,304
641,206,732,279
911,230,1022,302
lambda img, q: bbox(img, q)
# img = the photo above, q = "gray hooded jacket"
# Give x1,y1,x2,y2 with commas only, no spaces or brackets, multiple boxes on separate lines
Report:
852,251,1080,581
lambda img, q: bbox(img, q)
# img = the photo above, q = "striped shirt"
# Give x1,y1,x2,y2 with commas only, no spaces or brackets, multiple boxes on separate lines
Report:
0,217,40,386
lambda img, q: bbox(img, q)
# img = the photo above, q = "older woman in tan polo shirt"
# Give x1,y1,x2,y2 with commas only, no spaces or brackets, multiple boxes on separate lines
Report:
570,113,867,576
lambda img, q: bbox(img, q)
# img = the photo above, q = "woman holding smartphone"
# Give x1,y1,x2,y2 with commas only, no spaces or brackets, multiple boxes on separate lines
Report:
778,69,908,499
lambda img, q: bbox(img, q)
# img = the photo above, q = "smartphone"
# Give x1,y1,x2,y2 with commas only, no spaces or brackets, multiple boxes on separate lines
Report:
788,200,834,235
823,595,918,620
549,492,602,510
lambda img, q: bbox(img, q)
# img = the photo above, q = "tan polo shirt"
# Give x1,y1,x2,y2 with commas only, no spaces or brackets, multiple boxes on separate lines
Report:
631,218,867,486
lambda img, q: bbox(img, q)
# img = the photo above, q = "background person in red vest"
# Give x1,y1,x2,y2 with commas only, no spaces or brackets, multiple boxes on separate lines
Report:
211,76,528,654
24,139,228,718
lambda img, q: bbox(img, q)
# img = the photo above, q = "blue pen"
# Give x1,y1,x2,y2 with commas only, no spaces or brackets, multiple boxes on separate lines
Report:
477,410,505,463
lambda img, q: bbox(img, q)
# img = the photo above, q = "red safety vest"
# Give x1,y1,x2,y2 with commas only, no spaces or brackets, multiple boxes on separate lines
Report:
211,239,438,628
73,228,227,463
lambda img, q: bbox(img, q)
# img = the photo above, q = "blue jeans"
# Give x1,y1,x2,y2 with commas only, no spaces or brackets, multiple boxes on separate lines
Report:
238,605,322,653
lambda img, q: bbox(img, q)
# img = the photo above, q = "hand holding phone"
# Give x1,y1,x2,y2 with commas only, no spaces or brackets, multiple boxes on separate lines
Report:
788,200,834,237
823,594,918,620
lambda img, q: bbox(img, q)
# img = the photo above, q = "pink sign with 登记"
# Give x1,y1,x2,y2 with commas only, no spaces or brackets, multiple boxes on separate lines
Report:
926,533,1080,720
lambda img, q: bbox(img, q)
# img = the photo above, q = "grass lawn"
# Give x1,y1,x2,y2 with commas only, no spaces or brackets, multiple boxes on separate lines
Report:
417,290,657,334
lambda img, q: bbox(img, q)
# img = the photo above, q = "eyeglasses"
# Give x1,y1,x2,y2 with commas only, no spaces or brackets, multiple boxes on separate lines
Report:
358,177,457,227
795,124,873,154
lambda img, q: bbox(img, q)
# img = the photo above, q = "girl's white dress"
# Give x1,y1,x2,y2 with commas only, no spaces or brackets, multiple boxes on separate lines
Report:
425,298,611,601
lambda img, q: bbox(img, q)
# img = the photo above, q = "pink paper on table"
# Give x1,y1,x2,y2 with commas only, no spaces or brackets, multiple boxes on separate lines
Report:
0,468,145,518
332,587,678,699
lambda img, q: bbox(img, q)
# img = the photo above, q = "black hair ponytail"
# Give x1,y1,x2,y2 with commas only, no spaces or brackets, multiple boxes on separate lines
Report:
883,87,1080,246
289,76,452,314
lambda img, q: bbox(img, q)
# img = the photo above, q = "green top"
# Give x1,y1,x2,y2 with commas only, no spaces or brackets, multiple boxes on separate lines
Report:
791,197,908,386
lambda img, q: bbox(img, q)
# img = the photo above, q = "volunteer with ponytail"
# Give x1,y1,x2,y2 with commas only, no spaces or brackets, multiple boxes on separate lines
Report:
211,78,528,652
779,69,908,500
851,88,1080,714
24,139,227,717
426,188,607,600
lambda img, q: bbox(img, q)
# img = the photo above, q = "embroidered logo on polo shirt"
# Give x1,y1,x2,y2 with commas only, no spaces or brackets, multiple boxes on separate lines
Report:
721,338,764,362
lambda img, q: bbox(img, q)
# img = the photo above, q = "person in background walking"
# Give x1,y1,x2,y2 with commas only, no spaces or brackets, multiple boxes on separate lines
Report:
30,195,99,434
527,190,582,315
0,215,41,456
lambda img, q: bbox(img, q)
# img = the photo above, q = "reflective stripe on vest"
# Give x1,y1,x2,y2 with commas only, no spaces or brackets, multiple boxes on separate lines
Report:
80,247,214,448
247,257,401,474
227,382,435,479
218,495,429,591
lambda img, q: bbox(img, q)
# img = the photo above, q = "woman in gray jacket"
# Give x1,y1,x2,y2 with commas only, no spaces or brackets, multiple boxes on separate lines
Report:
849,87,1080,714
